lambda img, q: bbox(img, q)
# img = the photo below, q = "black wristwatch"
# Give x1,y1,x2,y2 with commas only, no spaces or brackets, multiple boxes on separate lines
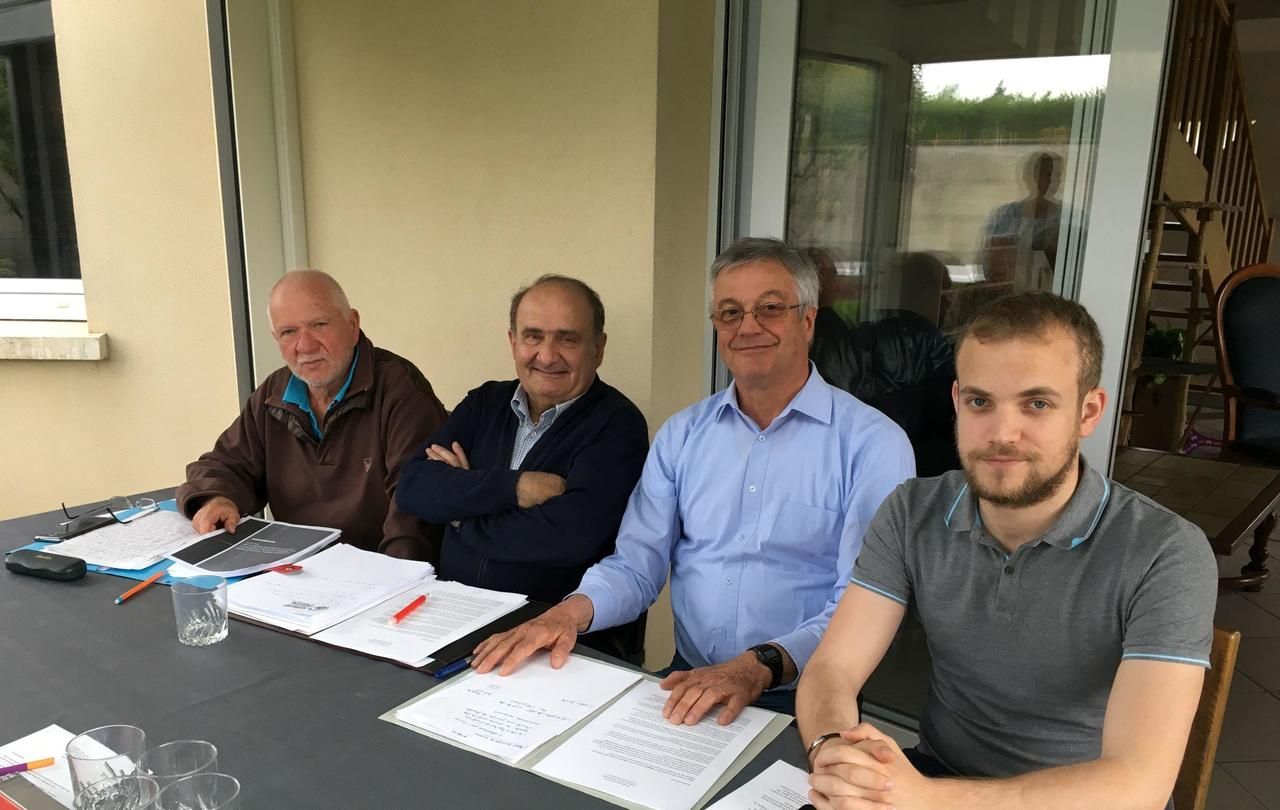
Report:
749,643,785,690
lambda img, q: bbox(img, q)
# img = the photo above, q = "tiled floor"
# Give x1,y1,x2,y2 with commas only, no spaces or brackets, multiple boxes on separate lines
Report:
1116,447,1280,808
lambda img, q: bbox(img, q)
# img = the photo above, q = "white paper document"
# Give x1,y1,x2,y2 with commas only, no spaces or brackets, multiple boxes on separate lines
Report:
314,579,527,666
226,543,434,635
167,516,340,577
706,761,810,810
0,724,76,808
396,653,642,762
532,680,775,810
48,509,203,570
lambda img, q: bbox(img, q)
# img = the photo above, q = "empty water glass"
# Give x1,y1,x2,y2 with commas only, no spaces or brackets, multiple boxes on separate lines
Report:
155,773,240,810
66,725,147,798
72,774,159,810
171,575,228,646
139,741,218,790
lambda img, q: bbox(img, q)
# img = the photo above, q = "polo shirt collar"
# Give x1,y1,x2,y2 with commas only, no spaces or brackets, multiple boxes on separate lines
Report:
943,456,1111,550
714,362,833,427
282,346,361,438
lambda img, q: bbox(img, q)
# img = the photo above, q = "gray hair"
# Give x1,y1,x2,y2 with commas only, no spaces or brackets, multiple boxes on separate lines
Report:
709,237,820,311
509,274,606,337
268,269,352,318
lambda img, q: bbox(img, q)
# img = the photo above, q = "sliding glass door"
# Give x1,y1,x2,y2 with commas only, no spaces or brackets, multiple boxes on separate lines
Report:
720,0,1173,723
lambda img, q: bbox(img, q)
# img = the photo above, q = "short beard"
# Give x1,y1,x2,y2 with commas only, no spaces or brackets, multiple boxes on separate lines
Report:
294,350,354,391
963,437,1078,508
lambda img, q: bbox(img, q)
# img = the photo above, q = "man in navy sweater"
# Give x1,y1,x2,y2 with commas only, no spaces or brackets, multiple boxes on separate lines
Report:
396,275,650,659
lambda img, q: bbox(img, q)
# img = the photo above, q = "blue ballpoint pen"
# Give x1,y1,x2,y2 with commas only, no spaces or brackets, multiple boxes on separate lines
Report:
433,657,472,680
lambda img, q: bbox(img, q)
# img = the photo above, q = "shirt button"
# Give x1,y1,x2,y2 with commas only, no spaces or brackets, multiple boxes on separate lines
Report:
726,578,732,585
748,485,757,493
1003,566,1015,575
758,435,766,442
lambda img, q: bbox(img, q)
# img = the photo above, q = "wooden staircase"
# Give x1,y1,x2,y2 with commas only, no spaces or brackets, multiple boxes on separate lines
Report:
1121,0,1275,451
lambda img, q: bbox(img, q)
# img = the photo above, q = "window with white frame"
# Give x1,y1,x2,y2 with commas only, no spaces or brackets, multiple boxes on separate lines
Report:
0,0,83,321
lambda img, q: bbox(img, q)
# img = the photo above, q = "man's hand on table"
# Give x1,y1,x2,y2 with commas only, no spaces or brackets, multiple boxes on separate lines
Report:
808,723,935,810
191,495,240,534
659,651,772,727
471,594,594,675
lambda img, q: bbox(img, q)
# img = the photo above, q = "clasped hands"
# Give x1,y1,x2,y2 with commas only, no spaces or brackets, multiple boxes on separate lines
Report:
807,723,934,810
426,441,565,508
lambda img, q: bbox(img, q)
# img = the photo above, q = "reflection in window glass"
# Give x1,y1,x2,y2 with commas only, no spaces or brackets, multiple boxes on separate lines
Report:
0,40,79,280
787,0,1117,725
904,56,1106,332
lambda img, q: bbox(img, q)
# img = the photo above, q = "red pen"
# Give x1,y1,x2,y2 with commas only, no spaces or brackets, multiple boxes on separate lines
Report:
390,594,428,625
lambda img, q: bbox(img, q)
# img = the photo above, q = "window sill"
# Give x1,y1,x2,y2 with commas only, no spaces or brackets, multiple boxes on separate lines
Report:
0,322,108,361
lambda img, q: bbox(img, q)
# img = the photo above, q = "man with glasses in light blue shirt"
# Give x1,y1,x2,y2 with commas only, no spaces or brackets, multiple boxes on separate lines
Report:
473,237,915,725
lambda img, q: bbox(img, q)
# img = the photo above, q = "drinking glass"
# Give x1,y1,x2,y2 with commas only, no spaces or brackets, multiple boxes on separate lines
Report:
155,773,240,810
171,576,229,646
66,725,147,798
138,741,218,790
72,774,159,810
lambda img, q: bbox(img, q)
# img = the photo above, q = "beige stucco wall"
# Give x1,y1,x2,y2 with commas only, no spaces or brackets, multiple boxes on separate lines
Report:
0,0,239,520
289,0,716,668
292,0,660,415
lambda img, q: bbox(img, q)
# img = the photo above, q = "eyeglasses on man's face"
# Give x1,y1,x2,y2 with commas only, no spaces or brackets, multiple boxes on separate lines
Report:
709,302,804,329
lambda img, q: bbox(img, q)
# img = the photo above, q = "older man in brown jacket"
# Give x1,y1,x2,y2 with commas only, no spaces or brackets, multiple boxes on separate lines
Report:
177,270,447,559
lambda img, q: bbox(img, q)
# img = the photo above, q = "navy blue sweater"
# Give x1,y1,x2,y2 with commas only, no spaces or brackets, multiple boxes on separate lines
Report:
396,377,649,604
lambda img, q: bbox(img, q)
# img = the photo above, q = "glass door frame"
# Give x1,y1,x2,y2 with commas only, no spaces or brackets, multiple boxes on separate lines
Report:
716,0,1177,475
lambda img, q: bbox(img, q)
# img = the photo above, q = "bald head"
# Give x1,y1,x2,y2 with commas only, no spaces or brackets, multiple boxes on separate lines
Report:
269,269,351,327
268,269,361,394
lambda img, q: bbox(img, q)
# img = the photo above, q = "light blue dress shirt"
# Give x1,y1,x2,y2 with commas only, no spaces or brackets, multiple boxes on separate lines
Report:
575,364,915,680
509,386,585,469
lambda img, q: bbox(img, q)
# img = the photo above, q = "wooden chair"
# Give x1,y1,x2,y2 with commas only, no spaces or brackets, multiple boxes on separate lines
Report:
1173,627,1241,810
1214,263,1280,466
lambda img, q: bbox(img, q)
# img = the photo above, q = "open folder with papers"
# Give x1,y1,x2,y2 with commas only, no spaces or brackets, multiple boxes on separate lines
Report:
225,543,531,671
381,653,791,810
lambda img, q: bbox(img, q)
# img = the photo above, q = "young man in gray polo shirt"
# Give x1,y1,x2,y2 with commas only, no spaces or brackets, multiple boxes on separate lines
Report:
797,292,1217,810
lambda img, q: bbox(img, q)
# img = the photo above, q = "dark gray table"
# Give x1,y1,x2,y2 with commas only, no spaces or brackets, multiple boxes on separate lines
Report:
1,497,807,808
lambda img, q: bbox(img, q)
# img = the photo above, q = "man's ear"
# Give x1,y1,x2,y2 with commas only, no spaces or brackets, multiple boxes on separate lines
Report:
1079,386,1107,438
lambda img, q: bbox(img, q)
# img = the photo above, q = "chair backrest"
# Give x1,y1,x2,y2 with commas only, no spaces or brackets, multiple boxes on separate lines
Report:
1215,264,1280,448
1173,627,1241,810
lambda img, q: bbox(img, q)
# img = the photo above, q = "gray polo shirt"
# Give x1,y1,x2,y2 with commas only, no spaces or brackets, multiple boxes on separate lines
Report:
851,458,1218,777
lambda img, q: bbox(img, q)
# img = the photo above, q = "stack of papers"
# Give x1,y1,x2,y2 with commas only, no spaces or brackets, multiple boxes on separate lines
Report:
48,510,203,570
313,579,528,667
167,517,339,577
227,544,434,635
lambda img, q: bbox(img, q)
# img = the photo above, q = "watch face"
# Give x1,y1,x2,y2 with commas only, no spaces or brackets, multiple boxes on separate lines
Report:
754,645,783,688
